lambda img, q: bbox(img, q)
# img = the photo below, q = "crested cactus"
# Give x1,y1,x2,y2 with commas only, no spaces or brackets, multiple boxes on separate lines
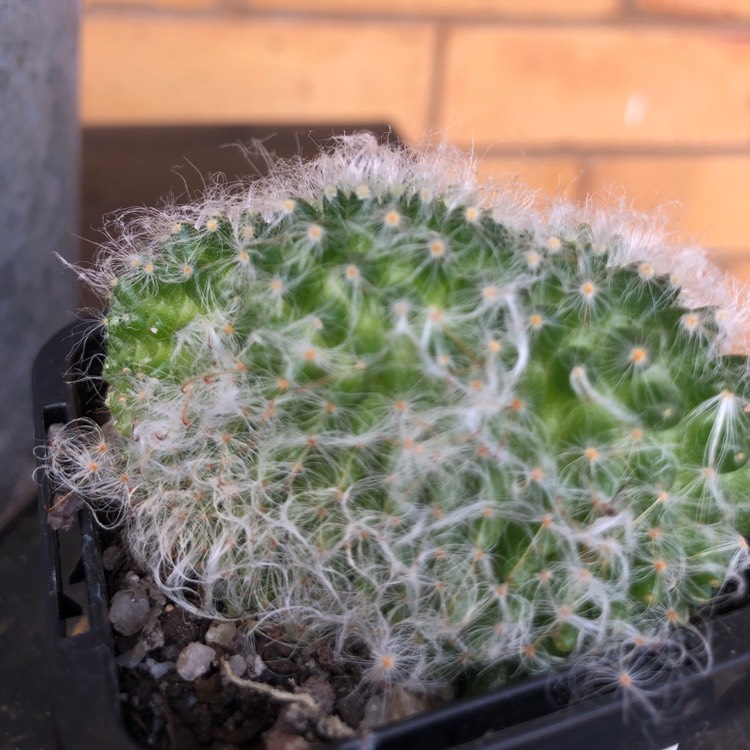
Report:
48,135,750,700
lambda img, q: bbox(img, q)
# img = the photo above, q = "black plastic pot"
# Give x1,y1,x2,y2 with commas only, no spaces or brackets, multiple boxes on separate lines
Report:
33,322,750,750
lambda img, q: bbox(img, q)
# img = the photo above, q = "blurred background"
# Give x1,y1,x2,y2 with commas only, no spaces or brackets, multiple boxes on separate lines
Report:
80,0,750,277
5,0,750,521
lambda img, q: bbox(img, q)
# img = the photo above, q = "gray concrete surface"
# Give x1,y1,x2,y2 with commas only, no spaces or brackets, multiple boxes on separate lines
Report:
0,0,79,526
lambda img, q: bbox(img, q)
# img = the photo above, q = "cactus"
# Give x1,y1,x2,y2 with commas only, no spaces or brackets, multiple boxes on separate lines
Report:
48,134,750,699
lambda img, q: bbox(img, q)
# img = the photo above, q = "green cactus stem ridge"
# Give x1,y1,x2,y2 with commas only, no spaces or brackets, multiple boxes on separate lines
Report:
49,134,750,695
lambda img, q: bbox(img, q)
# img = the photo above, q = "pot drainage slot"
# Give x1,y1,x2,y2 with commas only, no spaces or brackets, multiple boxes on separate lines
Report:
58,518,91,637
43,404,69,432
44,417,93,638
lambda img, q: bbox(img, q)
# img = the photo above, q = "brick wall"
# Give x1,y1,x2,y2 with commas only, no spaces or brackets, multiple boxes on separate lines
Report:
82,0,750,279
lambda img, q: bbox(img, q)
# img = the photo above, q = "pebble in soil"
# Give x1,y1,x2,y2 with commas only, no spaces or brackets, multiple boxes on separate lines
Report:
102,543,427,749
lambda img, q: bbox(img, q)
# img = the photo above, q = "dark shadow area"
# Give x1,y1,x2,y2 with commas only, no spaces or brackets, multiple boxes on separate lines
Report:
0,504,56,749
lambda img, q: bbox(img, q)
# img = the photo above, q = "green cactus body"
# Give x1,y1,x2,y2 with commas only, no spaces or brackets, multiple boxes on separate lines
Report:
51,136,750,693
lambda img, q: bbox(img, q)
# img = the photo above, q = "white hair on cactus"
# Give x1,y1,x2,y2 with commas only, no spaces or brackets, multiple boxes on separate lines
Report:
44,134,750,721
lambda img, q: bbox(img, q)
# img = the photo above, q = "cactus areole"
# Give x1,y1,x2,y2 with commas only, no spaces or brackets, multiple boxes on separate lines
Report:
49,135,750,697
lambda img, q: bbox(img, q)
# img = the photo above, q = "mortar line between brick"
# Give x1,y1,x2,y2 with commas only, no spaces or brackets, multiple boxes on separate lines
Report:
714,247,750,259
467,145,750,159
424,23,449,137
574,155,595,205
83,7,750,29
84,5,225,19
